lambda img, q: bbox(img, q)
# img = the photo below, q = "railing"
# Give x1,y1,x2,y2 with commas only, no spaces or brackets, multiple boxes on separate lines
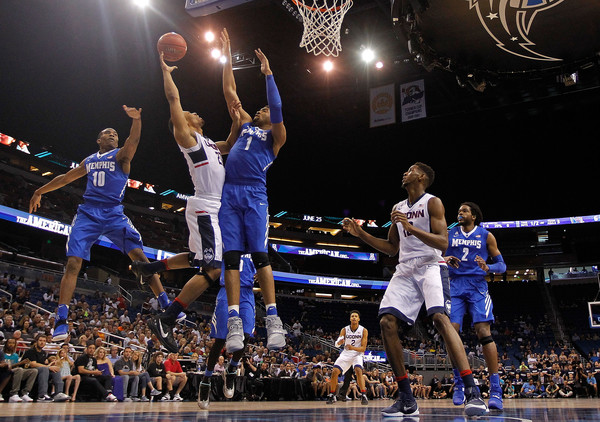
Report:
0,287,12,302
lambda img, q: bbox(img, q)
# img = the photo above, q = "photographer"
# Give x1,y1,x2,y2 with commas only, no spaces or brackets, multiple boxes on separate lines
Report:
242,357,264,400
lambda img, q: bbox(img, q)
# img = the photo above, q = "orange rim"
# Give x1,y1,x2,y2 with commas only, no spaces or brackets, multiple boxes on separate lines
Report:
291,0,351,13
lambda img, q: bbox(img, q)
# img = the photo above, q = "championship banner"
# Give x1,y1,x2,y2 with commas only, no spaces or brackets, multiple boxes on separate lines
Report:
369,83,396,128
400,80,426,122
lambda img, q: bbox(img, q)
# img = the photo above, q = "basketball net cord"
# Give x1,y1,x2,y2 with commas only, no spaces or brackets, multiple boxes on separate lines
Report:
293,0,353,57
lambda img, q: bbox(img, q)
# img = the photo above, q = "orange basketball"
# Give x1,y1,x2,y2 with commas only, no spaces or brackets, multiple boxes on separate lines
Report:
157,32,187,62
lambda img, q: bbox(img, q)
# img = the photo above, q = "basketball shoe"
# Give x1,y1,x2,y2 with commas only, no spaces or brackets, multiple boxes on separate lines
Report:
52,304,69,342
148,313,179,353
464,385,489,416
265,315,286,350
488,373,503,410
225,316,244,352
198,381,211,409
452,370,465,405
129,261,153,285
223,368,236,399
381,391,419,417
326,393,336,404
360,393,369,405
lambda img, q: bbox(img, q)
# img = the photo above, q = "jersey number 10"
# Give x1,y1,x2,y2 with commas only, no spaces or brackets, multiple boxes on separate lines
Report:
92,171,106,187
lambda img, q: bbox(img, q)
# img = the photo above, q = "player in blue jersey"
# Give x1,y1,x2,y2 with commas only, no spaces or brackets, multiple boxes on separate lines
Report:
218,29,287,353
131,52,240,353
445,202,506,411
29,106,174,342
198,254,256,409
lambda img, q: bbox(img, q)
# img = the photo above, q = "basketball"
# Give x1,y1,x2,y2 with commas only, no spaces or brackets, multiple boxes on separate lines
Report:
157,32,187,62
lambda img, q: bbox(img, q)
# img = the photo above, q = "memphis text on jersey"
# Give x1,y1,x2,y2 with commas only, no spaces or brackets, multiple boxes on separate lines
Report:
450,236,483,250
86,160,116,173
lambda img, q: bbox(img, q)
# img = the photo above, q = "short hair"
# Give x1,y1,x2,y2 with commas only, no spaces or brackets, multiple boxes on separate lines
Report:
414,162,435,188
461,202,483,225
350,310,361,318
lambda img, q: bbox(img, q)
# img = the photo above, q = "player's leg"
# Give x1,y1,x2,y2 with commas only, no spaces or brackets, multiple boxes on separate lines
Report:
474,320,502,409
353,365,369,405
326,366,342,403
449,290,468,406
424,265,487,416
129,252,194,282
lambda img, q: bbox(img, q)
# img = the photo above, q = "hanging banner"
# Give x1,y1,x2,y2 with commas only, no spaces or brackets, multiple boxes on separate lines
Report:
369,83,396,128
400,80,426,122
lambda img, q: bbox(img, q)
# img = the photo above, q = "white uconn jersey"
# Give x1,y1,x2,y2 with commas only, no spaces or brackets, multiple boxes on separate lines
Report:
343,324,365,357
180,132,225,199
394,193,443,264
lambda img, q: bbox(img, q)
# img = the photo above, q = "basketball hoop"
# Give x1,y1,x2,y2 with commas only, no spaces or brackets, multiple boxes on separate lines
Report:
292,0,353,57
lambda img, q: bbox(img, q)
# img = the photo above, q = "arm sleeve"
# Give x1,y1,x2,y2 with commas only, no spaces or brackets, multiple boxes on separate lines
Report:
487,254,506,273
266,74,283,124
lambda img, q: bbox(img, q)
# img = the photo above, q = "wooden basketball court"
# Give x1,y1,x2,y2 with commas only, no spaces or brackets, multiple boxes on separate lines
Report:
2,398,599,421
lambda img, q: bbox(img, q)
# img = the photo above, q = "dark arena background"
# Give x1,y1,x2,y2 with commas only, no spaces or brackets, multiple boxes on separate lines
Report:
1,0,600,421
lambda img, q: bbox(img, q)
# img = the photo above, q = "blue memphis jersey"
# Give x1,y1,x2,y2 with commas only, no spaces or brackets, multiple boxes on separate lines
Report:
219,254,256,288
446,225,490,278
82,148,128,206
225,122,275,186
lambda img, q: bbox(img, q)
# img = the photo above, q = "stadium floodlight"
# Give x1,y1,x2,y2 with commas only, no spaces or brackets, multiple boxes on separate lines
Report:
323,60,334,72
204,31,215,43
361,48,375,63
133,0,149,8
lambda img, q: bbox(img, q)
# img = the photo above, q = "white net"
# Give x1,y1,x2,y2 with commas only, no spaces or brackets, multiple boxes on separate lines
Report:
293,0,353,57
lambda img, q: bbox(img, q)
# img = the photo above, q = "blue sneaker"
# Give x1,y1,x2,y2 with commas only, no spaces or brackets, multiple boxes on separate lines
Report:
464,386,488,416
381,392,419,417
489,386,503,410
52,320,69,342
453,382,465,405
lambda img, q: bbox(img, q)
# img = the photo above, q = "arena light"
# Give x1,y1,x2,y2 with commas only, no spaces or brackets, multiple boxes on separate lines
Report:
323,60,334,72
132,0,149,8
210,48,222,60
361,48,375,63
204,31,215,43
375,61,384,69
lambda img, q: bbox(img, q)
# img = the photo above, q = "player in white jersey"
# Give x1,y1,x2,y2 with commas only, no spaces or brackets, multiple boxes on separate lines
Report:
326,310,369,405
343,162,487,418
133,52,240,353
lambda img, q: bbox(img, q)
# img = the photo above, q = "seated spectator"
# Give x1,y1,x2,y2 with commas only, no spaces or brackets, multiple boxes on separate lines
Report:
107,346,120,365
22,334,69,402
73,344,117,402
558,382,574,398
546,379,560,398
95,346,115,378
131,349,161,401
520,379,535,398
113,346,140,401
147,351,168,400
56,347,80,401
3,337,37,402
164,353,187,402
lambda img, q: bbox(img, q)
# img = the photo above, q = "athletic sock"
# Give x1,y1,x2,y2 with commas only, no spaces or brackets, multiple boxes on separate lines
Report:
460,369,476,388
164,297,187,320
146,259,168,273
228,305,240,318
396,374,412,395
57,304,69,321
266,304,277,316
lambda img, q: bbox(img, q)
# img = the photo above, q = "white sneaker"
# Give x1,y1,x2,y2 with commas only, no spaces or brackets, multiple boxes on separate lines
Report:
172,393,183,402
265,315,287,350
160,393,171,401
9,394,23,403
105,393,118,402
53,392,70,402
21,394,34,403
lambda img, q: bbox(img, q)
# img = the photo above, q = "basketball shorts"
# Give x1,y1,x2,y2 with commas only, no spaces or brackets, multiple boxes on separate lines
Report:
450,276,494,330
185,196,222,269
210,287,255,339
378,257,450,325
219,183,269,253
67,204,143,261
334,351,364,374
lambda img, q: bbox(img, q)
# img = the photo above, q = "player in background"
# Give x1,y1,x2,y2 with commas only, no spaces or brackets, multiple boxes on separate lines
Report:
198,254,256,409
28,106,173,342
445,202,506,410
218,28,286,353
343,162,488,418
133,52,240,353
326,310,369,405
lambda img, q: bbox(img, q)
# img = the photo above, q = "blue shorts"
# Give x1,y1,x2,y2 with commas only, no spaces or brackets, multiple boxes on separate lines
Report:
219,183,269,253
450,276,494,330
66,204,144,261
210,287,255,339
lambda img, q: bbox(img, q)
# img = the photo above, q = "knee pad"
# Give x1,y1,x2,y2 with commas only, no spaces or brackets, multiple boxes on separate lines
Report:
251,252,270,269
479,335,494,346
197,268,219,286
223,251,242,270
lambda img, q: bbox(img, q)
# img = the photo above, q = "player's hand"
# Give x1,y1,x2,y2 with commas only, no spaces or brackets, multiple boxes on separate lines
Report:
29,192,42,213
229,100,242,123
392,210,411,232
255,48,272,76
123,105,142,120
475,255,489,272
342,218,361,237
445,256,460,268
159,52,177,73
220,28,231,56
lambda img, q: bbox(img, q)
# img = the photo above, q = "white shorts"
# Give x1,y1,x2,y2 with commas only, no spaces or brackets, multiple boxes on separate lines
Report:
379,257,450,325
185,196,222,269
333,351,364,374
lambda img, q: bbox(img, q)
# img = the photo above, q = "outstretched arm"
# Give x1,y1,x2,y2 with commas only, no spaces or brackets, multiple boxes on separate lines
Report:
215,100,242,155
115,105,142,174
220,28,252,124
255,48,286,156
29,159,87,213
343,217,400,257
159,52,196,149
